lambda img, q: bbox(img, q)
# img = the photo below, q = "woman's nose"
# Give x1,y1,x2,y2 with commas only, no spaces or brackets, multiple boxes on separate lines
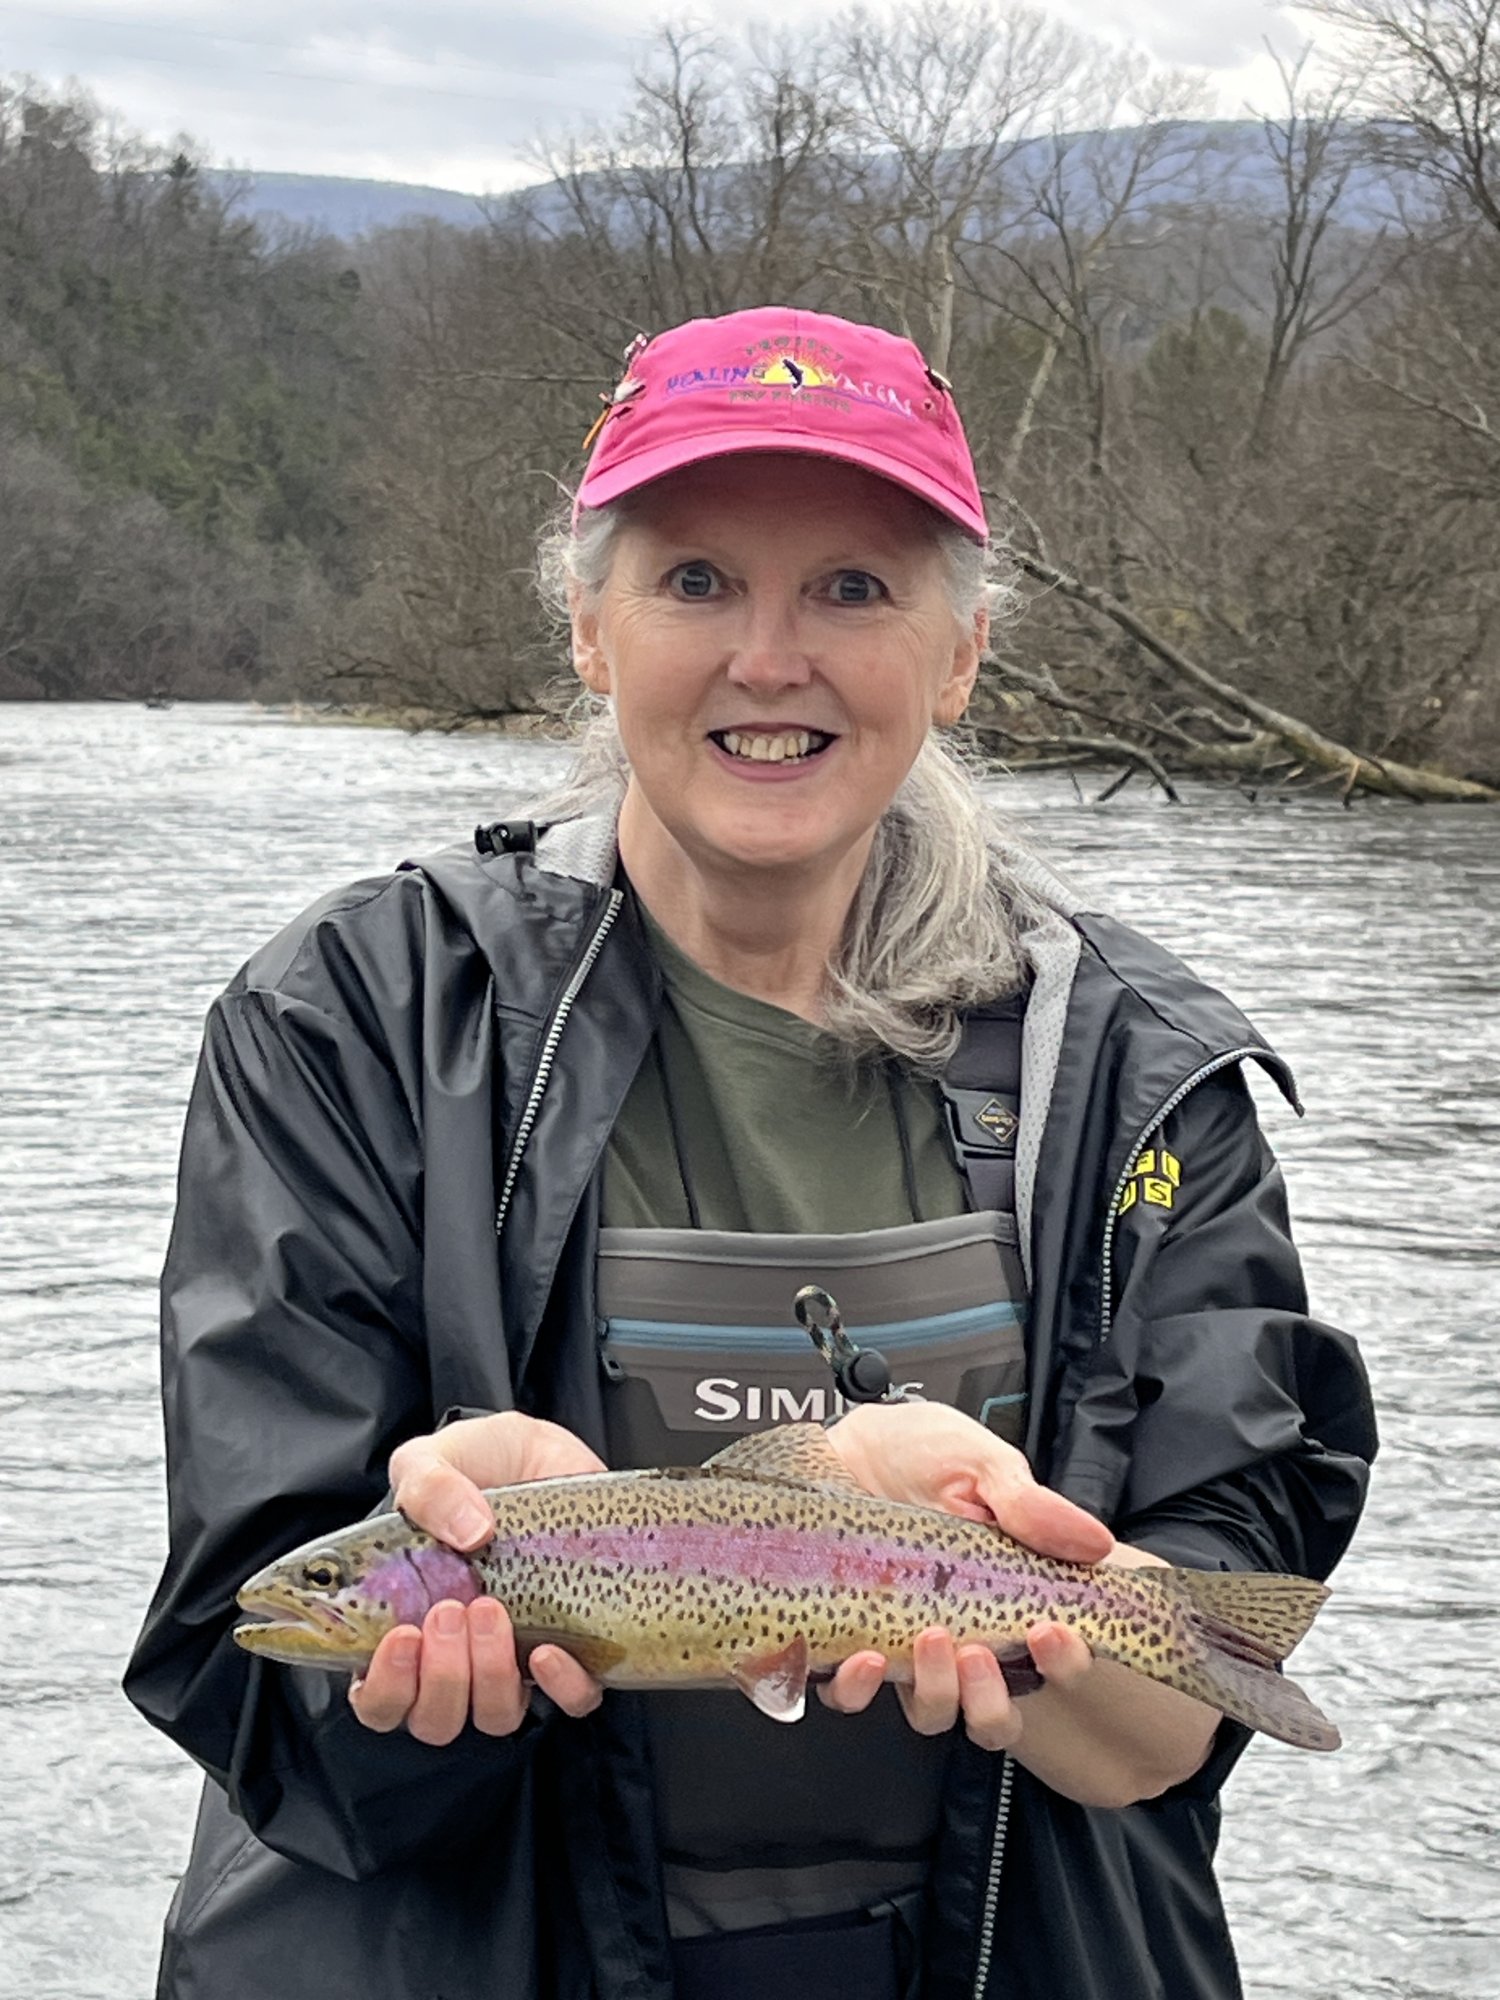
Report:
725,600,812,691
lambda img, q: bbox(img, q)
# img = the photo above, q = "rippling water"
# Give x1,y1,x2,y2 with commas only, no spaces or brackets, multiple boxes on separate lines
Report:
2,703,1496,1999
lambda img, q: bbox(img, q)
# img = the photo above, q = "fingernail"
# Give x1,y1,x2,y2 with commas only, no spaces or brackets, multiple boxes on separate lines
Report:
390,1635,420,1673
470,1597,502,1636
959,1650,992,1685
448,1503,492,1547
433,1602,464,1638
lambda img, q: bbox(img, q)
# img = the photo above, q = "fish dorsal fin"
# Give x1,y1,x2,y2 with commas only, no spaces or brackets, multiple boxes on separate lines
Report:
703,1422,864,1493
730,1635,809,1723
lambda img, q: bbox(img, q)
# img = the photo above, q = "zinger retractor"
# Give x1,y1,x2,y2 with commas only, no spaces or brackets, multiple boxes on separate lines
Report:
793,1285,895,1405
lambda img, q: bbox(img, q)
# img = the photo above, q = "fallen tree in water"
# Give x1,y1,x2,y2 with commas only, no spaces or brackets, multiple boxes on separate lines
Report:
980,549,1500,804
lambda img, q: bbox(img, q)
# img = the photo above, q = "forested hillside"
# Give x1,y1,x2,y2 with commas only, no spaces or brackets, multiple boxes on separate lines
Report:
3,0,1499,793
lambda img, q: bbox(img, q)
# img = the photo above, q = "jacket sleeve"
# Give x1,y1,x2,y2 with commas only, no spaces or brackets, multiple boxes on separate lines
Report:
123,981,549,1882
1085,1067,1376,1795
1103,1064,1375,1575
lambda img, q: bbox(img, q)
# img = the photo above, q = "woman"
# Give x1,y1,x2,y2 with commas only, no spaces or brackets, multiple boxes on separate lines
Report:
126,307,1375,2000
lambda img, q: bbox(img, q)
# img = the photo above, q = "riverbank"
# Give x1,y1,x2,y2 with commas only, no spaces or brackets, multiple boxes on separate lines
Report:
263,699,565,738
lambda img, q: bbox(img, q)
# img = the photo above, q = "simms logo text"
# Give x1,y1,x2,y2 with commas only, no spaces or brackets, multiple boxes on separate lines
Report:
694,1378,926,1422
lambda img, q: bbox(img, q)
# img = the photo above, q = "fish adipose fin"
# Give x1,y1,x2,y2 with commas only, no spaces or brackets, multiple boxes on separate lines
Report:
1150,1568,1341,1752
731,1636,810,1722
703,1423,865,1493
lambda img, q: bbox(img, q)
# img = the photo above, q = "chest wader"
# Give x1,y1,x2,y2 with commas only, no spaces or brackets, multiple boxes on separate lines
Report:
595,1003,1025,2000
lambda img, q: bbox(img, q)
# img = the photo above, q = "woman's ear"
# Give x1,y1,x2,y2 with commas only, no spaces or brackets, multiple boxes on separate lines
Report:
932,606,986,726
570,591,612,697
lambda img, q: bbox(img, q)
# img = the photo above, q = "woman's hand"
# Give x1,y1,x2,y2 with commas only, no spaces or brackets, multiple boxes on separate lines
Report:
824,1400,1114,1556
819,1405,1218,1800
818,1402,1116,1748
348,1412,608,1744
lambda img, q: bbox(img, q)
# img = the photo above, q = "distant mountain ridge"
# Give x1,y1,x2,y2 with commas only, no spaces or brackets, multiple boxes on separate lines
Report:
206,170,493,235
209,122,1399,241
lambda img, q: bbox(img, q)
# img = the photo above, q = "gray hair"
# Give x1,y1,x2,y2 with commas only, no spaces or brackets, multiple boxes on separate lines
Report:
529,497,1043,1072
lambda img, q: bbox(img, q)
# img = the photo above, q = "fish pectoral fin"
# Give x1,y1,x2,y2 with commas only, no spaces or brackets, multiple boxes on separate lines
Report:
731,1636,810,1723
512,1630,629,1681
703,1423,864,1494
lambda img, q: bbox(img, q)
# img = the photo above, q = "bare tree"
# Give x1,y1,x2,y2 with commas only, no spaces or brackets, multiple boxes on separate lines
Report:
518,24,850,346
954,56,1213,482
824,0,1088,373
1298,0,1500,231
1238,42,1400,455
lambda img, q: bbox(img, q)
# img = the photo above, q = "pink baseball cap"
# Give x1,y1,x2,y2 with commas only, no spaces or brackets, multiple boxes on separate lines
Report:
574,306,988,542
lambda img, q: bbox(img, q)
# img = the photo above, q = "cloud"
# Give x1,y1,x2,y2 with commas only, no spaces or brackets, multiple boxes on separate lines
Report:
1058,0,1285,70
1,0,1330,191
2,0,639,189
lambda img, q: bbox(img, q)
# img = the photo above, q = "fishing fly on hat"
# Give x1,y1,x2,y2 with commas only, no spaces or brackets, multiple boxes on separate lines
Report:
575,306,989,543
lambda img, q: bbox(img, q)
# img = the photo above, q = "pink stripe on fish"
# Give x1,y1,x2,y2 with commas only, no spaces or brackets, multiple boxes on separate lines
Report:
497,1524,1101,1609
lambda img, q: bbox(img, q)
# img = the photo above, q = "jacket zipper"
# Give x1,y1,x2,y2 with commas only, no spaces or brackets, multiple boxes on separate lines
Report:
1097,1047,1294,1350
970,1753,1015,1998
494,889,624,1239
970,1043,1295,1995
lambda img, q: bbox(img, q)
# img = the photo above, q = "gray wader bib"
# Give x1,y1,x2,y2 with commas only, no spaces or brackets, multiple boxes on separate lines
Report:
597,1211,1027,1997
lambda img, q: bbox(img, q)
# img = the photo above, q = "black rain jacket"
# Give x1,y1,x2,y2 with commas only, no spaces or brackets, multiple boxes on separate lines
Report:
124,828,1376,2000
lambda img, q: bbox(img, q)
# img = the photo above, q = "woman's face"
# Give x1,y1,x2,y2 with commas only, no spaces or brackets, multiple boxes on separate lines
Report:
571,454,984,887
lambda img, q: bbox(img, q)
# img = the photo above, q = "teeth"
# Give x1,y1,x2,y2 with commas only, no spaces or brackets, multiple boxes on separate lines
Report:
719,731,826,763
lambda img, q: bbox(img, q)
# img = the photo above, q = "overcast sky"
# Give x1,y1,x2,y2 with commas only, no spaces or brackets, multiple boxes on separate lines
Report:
2,0,1330,193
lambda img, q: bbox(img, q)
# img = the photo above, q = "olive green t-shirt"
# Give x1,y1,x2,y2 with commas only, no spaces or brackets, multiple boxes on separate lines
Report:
601,910,969,1941
604,911,968,1234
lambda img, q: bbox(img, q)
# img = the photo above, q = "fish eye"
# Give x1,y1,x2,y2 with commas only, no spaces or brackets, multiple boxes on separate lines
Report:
301,1554,346,1591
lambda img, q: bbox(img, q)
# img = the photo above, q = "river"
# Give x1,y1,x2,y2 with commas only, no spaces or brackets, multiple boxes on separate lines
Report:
1,701,1496,1998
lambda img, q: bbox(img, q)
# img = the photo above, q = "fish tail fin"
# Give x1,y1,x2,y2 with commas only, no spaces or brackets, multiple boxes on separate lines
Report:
1153,1567,1341,1752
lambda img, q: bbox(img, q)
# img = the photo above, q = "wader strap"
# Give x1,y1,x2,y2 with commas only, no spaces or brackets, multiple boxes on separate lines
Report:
939,997,1024,1213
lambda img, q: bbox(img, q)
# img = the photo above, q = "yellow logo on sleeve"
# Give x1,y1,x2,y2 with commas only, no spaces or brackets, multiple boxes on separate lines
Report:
1118,1147,1182,1215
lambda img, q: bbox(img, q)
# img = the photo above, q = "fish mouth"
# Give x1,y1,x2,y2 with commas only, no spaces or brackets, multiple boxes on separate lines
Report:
233,1586,374,1668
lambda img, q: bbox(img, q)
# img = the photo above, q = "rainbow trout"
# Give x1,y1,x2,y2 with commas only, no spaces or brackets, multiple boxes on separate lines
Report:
235,1423,1340,1750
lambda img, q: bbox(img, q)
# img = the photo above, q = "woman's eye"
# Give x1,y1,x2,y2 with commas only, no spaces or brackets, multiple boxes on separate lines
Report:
826,570,886,604
668,561,722,600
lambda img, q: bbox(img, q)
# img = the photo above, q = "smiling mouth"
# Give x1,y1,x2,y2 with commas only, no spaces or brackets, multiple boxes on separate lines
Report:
708,728,835,765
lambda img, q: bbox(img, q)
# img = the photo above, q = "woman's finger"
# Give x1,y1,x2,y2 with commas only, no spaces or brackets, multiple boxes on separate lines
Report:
897,1627,961,1736
955,1647,1022,1752
349,1625,422,1733
978,1475,1113,1565
817,1651,887,1714
404,1600,475,1746
530,1644,606,1719
467,1598,530,1737
390,1450,496,1551
1026,1620,1094,1690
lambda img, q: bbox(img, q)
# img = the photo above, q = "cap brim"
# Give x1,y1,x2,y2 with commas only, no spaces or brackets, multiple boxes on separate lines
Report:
576,428,988,542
